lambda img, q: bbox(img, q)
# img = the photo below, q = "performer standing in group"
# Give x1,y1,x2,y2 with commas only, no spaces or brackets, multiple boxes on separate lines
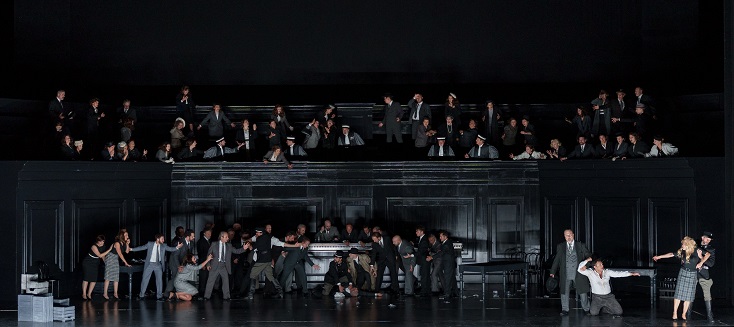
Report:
577,257,640,317
653,236,711,321
695,231,716,322
130,234,182,301
549,229,592,316
81,235,114,300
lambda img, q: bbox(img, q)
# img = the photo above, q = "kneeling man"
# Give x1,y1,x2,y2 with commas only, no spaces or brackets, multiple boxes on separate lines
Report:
578,257,640,317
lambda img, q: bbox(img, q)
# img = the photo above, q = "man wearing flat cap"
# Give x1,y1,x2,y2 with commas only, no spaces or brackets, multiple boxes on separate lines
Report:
203,137,241,161
428,137,455,157
465,135,498,159
378,93,404,144
323,250,352,296
694,231,716,322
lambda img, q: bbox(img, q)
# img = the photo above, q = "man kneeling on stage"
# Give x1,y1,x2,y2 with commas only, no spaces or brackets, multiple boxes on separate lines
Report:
323,250,353,297
577,257,640,317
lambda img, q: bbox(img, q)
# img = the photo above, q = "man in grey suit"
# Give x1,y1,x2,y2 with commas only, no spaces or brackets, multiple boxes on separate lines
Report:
197,103,235,141
315,218,340,242
408,93,431,140
204,231,250,300
378,93,403,143
163,229,194,297
549,228,592,316
130,234,182,300
393,235,416,296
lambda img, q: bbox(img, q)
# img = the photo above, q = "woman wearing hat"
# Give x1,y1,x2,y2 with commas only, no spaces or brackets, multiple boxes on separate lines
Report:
653,236,711,320
170,117,187,152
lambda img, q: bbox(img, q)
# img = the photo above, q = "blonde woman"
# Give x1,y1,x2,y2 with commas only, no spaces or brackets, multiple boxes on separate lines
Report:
545,139,566,160
653,236,711,321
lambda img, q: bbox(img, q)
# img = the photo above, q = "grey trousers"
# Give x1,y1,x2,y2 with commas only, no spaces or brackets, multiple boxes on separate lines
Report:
590,293,623,316
431,258,444,292
204,262,231,299
385,122,403,143
140,264,164,299
400,262,415,295
699,278,713,301
561,279,590,311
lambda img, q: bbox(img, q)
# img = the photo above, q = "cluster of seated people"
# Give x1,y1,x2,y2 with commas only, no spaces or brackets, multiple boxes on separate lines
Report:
49,86,677,165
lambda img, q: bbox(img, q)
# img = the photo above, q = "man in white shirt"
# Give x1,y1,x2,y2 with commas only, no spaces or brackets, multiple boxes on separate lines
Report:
577,257,640,317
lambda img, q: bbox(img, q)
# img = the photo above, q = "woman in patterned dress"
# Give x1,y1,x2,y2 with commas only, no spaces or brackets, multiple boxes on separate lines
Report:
103,229,131,300
653,236,711,320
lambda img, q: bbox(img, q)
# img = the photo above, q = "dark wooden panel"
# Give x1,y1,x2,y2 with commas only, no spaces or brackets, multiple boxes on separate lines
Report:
72,200,127,271
21,201,64,272
385,197,475,261
649,198,689,263
543,197,579,259
586,198,641,266
133,199,168,244
337,198,373,229
184,198,222,239
488,198,524,259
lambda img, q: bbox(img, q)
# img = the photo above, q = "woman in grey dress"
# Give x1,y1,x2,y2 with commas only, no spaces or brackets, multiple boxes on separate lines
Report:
103,229,131,300
169,253,214,301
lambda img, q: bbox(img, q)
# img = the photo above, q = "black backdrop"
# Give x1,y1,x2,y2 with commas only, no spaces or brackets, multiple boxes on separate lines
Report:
7,0,724,104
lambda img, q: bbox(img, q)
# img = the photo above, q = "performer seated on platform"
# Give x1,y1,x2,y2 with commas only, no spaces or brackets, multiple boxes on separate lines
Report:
177,139,203,162
645,135,678,158
126,139,148,162
510,144,546,160
316,218,340,242
358,226,372,246
545,138,566,160
302,119,321,152
595,134,614,159
170,117,187,152
263,146,293,169
414,117,435,149
203,137,242,161
336,125,365,147
296,224,308,243
465,135,498,159
519,116,538,146
322,250,353,297
428,137,455,158
347,248,373,291
169,253,214,301
561,136,594,161
623,132,649,159
577,257,640,317
235,119,257,161
459,119,479,157
284,136,308,160
611,134,629,160
101,141,119,161
341,223,360,245
155,142,175,163
437,115,459,148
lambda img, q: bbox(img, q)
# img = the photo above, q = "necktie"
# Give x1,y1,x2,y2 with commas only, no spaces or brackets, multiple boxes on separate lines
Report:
620,100,624,110
219,243,224,262
581,145,585,152
477,145,482,157
438,146,444,156
414,103,421,120
379,240,383,247
345,135,350,145
59,100,63,109
290,147,294,155
219,146,224,156
568,243,573,253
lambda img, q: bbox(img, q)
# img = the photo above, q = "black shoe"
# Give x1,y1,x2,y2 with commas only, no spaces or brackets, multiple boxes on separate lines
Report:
560,311,569,316
195,297,204,301
403,294,414,298
584,311,591,316
223,298,230,301
203,297,210,301
156,298,166,302
612,315,622,319
135,295,145,301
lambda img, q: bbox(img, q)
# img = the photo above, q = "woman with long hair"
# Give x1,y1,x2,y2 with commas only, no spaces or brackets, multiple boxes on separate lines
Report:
565,106,591,139
102,229,132,300
156,142,175,163
81,235,114,300
271,104,293,144
60,134,75,160
444,93,462,128
168,253,214,301
653,236,711,320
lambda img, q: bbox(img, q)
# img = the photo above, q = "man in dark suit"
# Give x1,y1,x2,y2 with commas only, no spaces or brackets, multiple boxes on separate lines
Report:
595,134,614,159
117,99,137,125
163,229,194,297
48,90,67,123
130,234,182,300
625,132,649,159
340,223,360,245
696,231,716,322
438,230,457,299
204,231,249,300
369,232,399,294
408,93,431,140
415,226,432,296
465,135,499,159
634,87,656,118
197,103,235,141
378,93,403,144
563,136,594,160
481,100,501,146
196,228,213,297
284,137,308,160
235,119,258,161
278,237,320,296
610,89,628,134
86,98,105,149
323,250,353,296
612,134,629,159
549,229,592,316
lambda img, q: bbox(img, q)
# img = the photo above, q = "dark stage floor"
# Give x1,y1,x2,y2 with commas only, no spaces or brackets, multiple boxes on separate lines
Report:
5,287,734,327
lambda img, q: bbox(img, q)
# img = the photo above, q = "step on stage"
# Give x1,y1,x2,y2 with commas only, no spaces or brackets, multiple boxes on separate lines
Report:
5,291,733,327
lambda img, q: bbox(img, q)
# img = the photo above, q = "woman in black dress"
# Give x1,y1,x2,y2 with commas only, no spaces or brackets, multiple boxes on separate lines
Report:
271,104,293,144
81,235,113,300
176,86,196,134
444,93,462,129
653,236,711,320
